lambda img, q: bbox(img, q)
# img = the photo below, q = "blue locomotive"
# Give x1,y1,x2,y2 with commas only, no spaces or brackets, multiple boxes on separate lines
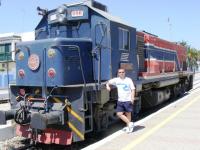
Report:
0,0,193,145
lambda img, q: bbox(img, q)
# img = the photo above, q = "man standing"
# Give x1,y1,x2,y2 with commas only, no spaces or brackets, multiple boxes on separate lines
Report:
106,68,135,133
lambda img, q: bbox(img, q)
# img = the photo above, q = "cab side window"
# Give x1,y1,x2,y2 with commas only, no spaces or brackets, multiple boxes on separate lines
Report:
119,28,130,51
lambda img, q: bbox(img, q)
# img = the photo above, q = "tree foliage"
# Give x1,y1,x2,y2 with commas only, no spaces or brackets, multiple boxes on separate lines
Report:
179,41,200,71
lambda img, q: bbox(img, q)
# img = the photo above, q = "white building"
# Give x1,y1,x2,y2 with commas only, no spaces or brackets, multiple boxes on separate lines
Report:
0,32,34,89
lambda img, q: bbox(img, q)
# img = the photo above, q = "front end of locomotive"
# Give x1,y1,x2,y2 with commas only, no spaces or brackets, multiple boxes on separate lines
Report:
0,38,93,145
0,0,113,145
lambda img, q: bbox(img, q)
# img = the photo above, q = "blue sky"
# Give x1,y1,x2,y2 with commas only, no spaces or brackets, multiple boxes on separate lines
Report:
0,0,199,49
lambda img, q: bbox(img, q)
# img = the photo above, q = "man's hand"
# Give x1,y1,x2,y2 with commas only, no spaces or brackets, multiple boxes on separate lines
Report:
106,84,111,91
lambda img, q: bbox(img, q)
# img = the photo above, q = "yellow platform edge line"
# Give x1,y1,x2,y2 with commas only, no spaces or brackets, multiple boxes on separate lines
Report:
122,95,200,150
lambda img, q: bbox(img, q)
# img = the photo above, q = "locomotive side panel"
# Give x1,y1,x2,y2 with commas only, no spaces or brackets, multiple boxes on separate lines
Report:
137,31,188,78
91,14,111,81
110,22,138,80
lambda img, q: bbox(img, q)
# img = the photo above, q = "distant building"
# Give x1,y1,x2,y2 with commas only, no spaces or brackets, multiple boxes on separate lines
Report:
0,32,35,89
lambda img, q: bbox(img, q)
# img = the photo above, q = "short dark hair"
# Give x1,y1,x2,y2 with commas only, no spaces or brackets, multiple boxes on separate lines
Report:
118,68,125,73
118,68,125,72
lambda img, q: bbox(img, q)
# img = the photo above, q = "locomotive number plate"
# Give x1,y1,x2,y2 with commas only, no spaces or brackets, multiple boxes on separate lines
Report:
71,10,84,17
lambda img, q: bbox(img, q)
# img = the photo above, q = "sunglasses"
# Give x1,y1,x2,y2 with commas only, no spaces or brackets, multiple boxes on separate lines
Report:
118,72,125,73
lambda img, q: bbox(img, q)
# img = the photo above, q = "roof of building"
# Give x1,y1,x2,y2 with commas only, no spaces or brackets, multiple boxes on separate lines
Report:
0,32,35,44
0,34,21,44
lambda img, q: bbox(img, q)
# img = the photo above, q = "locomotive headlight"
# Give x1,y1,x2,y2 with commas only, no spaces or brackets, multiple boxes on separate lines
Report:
57,13,67,23
48,68,56,78
49,13,67,23
49,14,57,21
48,5,68,24
56,5,68,24
57,5,67,14
28,54,40,71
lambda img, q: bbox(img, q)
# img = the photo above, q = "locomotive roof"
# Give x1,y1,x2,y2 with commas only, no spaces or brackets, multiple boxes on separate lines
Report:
64,1,132,27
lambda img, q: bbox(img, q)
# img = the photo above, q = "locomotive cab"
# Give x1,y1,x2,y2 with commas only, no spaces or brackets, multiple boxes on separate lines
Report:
35,1,138,82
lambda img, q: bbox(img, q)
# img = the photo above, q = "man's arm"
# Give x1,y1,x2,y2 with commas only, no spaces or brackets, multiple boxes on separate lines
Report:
131,89,135,104
106,78,116,91
129,78,135,104
106,82,111,91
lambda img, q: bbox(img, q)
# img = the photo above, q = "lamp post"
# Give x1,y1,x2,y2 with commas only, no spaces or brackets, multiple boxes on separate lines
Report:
5,49,10,88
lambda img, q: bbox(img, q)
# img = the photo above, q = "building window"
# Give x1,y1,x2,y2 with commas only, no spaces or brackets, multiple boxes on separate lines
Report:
119,28,130,50
2,63,5,68
0,44,12,61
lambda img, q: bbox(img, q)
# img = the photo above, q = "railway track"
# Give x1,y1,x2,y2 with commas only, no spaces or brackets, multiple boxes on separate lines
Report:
0,137,73,150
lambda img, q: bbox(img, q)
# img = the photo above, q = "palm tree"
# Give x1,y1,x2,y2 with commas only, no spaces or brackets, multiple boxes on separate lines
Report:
187,48,197,71
179,41,199,71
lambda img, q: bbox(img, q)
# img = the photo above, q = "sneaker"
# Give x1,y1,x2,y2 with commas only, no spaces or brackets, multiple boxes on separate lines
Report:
128,122,134,127
125,126,133,133
122,126,129,132
127,122,134,133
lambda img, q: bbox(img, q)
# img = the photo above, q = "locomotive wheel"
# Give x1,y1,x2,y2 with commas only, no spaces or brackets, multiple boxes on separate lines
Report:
180,83,186,96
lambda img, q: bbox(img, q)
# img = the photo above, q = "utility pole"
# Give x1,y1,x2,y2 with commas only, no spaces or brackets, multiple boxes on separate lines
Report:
167,17,173,41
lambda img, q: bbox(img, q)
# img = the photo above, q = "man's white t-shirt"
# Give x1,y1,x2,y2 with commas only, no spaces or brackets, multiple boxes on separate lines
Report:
108,77,135,102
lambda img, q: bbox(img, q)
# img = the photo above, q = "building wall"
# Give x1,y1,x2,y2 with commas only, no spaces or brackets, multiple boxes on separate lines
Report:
0,62,16,89
0,32,34,89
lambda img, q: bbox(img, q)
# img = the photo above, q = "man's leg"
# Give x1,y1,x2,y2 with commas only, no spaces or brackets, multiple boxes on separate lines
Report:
125,112,132,122
117,112,130,125
123,112,134,133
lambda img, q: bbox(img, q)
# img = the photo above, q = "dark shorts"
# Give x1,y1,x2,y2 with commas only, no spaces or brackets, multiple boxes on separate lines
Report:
116,101,133,112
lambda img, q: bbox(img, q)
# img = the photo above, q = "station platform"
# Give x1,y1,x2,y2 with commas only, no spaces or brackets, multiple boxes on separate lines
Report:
83,85,200,150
